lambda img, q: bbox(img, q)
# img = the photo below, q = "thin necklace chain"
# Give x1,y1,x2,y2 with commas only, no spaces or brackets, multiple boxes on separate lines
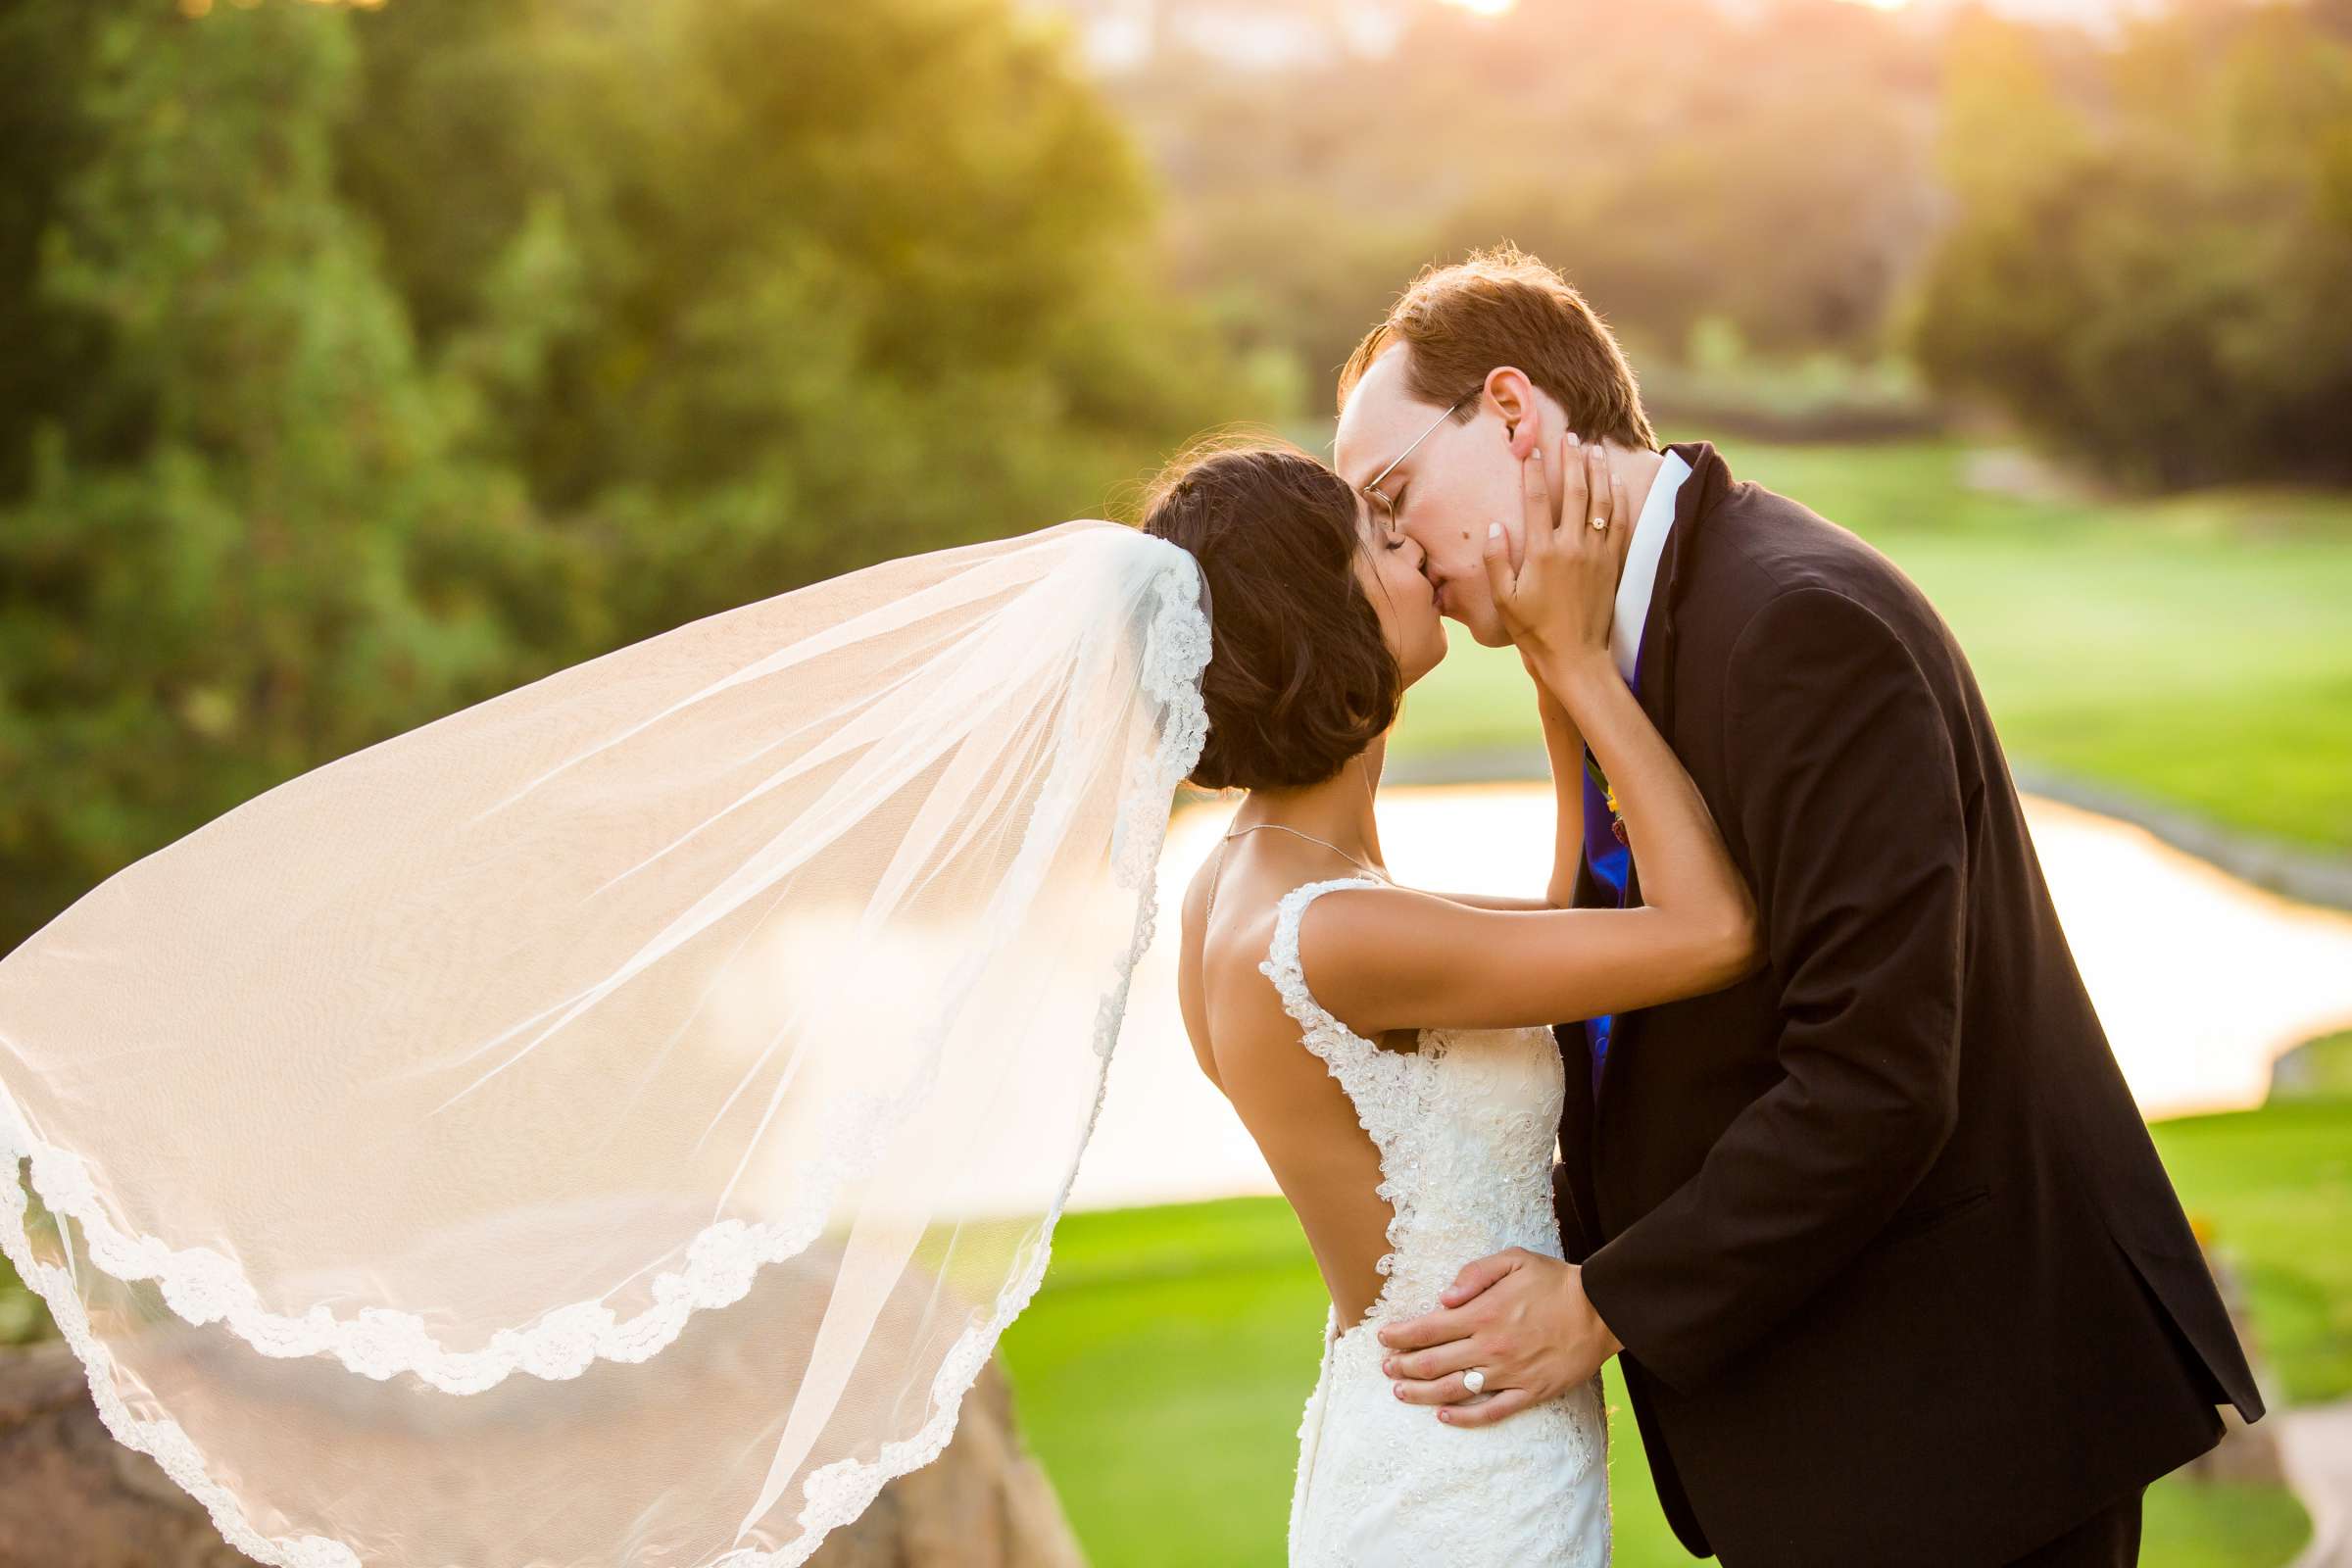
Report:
1203,755,1388,927
1218,822,1384,877
1204,825,1388,927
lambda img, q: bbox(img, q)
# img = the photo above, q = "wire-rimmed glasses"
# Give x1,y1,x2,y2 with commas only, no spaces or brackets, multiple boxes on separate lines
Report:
1359,388,1480,544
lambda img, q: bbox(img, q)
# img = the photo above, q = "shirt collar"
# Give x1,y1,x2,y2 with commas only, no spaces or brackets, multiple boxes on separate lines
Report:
1610,449,1692,684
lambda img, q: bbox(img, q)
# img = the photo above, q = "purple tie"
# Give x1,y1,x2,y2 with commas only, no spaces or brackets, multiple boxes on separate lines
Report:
1580,653,1641,1091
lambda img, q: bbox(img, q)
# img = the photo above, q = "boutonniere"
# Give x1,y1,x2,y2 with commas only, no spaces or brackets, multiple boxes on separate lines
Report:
1582,751,1630,845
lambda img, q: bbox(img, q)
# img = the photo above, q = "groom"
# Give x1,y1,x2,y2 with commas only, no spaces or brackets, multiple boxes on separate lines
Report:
1337,247,2264,1566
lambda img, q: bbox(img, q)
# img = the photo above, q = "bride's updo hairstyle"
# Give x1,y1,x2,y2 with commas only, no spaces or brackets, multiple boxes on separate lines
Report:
1141,438,1400,791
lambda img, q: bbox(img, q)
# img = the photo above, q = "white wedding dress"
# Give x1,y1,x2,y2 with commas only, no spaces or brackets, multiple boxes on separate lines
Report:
1265,877,1611,1568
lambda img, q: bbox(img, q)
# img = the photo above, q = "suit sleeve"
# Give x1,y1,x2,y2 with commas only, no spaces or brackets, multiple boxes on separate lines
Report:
1580,586,1970,1391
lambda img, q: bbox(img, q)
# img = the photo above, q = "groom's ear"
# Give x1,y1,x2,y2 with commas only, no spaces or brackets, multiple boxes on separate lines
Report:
1482,368,1544,461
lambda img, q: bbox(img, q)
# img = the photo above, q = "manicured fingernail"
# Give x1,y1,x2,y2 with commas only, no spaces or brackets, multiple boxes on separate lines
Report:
1438,1410,1452,1423
1566,431,1581,446
1488,522,1502,540
1393,1384,1406,1399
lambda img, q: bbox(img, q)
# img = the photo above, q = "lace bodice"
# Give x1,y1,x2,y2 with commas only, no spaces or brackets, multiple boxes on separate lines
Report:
1258,876,1569,1332
1265,875,1605,1567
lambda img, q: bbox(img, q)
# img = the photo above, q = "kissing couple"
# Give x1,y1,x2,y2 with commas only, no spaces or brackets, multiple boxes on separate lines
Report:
0,247,2264,1568
1154,246,2265,1567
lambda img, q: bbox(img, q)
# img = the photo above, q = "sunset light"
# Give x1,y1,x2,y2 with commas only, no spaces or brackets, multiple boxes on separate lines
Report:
1,0,2343,1564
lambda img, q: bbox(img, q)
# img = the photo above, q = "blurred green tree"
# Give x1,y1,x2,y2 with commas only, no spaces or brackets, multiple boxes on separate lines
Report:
0,0,573,950
332,0,1249,643
0,0,1250,952
1104,0,1944,416
1913,4,2352,487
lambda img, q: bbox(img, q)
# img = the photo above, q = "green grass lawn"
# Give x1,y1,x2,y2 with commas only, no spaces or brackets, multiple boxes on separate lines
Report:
1,1147,2325,1566
2271,1028,2352,1102
1000,1085,2348,1566
1393,439,2352,855
2152,1037,2352,1406
3,984,2339,1568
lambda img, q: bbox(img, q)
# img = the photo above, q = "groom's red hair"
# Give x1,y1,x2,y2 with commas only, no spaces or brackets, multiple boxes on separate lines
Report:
1338,244,1656,451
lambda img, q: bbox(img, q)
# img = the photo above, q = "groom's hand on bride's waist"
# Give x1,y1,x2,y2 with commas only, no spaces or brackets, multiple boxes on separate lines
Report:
1374,1250,1622,1428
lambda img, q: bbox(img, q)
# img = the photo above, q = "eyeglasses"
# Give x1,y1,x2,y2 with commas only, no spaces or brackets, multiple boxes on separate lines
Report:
1360,389,1479,544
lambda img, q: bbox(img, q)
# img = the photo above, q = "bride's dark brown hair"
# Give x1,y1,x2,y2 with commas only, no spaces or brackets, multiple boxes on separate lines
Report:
1140,437,1401,791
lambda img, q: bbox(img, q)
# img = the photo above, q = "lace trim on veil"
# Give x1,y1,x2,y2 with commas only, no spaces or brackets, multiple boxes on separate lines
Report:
0,547,1214,1568
785,555,1214,1552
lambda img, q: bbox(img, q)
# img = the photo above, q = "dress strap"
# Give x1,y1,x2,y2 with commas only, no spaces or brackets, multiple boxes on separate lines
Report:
1258,876,1388,1040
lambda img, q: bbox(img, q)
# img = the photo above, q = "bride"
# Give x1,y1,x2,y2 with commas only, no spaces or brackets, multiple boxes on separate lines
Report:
1148,434,1755,1566
0,425,1750,1568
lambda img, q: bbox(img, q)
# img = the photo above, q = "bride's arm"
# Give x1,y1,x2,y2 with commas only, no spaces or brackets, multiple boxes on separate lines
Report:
1293,868,1753,1037
1300,439,1757,1036
1536,672,1586,908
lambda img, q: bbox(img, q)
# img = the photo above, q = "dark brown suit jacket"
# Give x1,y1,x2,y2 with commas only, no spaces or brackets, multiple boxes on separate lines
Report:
1554,442,2263,1566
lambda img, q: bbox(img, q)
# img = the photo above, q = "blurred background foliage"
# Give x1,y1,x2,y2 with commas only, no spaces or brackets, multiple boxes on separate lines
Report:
2,3,2348,1562
1916,1,2352,485
0,0,1258,950
1101,0,2352,466
3,0,2349,950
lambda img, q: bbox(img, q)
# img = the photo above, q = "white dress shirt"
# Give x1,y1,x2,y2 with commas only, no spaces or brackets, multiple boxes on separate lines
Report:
1610,449,1692,686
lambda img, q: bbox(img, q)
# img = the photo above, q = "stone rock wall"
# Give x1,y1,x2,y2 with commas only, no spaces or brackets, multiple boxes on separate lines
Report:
0,1341,1086,1568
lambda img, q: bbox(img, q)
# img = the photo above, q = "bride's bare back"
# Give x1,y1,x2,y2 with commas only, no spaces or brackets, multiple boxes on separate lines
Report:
1176,842,1408,1329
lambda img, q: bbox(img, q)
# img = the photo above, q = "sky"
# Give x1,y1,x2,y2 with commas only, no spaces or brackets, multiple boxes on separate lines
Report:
1052,0,2154,76
1439,0,2140,12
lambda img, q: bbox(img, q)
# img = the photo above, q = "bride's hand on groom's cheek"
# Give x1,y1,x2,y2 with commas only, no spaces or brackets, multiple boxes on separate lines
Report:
1486,434,1621,671
1374,1249,1623,1428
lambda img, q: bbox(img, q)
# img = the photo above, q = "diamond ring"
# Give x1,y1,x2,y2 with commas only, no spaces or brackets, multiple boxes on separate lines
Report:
1590,515,1608,531
1462,1368,1488,1396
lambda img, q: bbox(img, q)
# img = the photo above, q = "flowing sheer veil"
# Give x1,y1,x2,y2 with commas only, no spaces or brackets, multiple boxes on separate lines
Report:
0,518,1211,1567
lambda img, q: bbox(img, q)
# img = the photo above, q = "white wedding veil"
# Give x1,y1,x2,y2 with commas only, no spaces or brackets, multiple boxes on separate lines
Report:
0,518,1211,1567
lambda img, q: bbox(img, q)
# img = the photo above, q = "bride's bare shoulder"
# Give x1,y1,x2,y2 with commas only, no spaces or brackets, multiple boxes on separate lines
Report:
1188,874,1444,1078
1178,854,1270,991
1176,849,1218,943
1192,868,1428,1005
1173,855,1283,1018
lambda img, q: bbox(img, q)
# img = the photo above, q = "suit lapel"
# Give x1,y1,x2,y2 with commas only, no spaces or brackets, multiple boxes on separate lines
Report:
1600,442,1726,1109
1615,441,1719,915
